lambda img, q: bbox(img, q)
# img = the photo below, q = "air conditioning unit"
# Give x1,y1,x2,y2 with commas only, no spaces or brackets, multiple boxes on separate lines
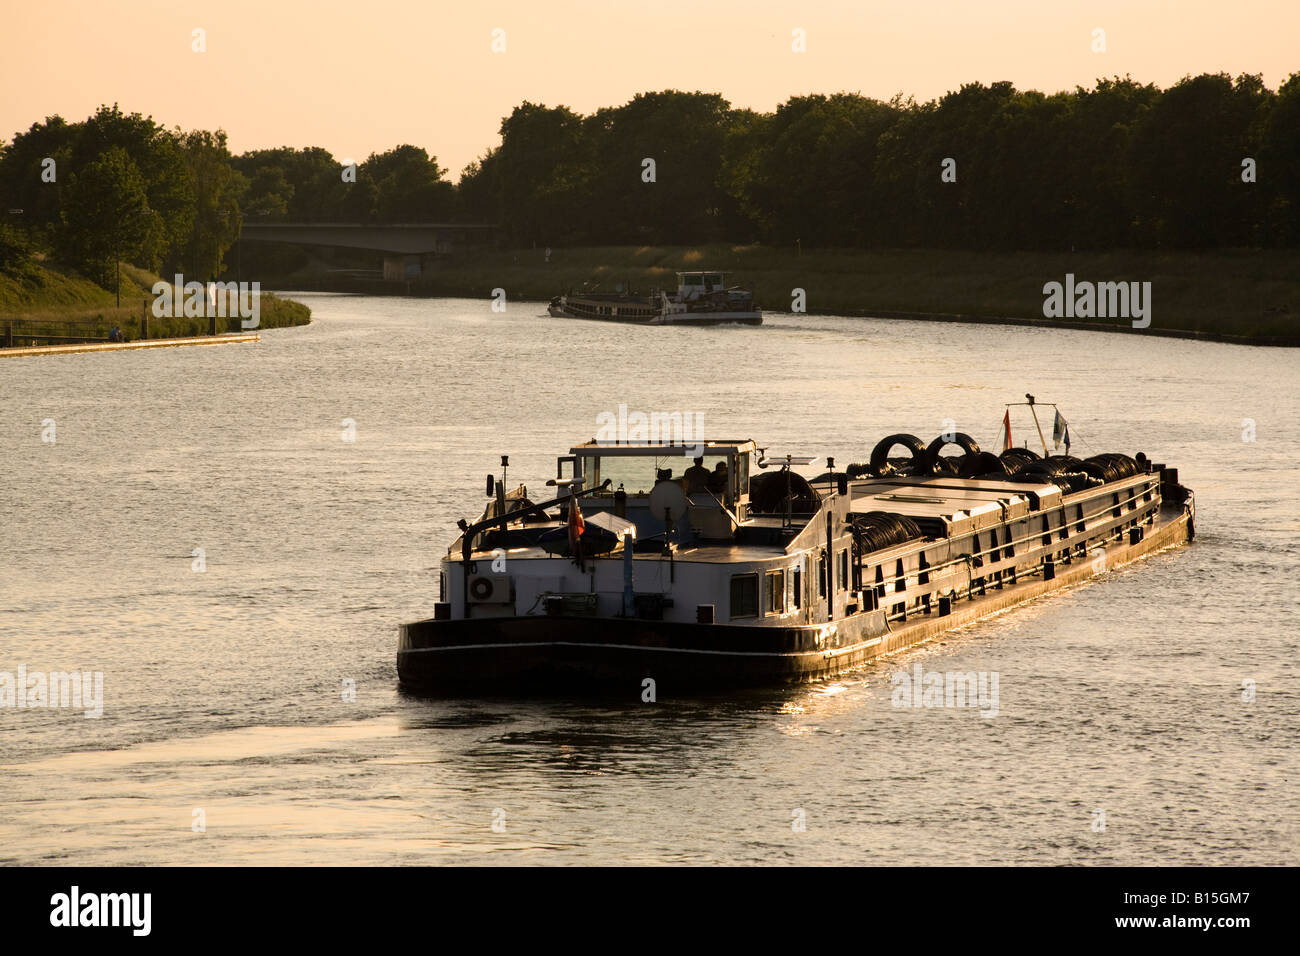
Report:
467,573,513,605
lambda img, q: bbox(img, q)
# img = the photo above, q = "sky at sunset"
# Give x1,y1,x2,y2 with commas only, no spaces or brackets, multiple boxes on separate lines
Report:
2,0,1295,180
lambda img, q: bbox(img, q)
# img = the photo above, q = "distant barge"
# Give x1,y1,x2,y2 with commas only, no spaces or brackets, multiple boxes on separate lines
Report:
399,412,1194,695
548,271,762,325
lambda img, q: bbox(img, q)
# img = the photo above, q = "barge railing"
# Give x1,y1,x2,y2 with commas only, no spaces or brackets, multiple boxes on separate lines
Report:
852,473,1167,622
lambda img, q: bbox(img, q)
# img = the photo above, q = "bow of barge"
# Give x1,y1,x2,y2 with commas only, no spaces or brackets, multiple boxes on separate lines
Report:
398,424,1194,696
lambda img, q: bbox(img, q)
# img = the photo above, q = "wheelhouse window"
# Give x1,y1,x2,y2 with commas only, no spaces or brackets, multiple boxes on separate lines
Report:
792,566,802,608
764,569,785,615
589,454,732,499
730,574,758,619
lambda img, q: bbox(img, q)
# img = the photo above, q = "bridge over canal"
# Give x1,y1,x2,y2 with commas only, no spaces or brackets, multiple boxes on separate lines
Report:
239,222,495,279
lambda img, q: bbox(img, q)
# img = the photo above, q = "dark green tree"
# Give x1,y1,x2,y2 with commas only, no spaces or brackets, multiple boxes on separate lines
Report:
1128,73,1271,247
1260,72,1300,245
0,115,78,248
178,129,243,278
57,146,162,288
364,144,455,221
723,94,899,246
583,91,735,244
72,105,194,267
466,102,587,243
242,165,294,219
232,146,349,221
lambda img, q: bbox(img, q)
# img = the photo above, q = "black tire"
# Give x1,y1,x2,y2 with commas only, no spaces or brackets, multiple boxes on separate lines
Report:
923,432,981,474
868,433,927,477
958,451,1008,478
1000,447,1040,464
933,456,963,476
851,511,924,553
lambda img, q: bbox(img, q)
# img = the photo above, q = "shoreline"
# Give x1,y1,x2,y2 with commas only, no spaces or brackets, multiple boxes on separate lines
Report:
811,306,1300,348
243,243,1297,347
0,332,261,358
1,263,313,347
268,283,1300,348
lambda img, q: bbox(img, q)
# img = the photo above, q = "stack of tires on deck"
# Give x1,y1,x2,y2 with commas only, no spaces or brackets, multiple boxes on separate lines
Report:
829,432,1144,556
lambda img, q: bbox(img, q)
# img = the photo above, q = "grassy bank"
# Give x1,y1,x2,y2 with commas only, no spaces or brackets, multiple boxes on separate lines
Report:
1,260,311,341
393,245,1298,341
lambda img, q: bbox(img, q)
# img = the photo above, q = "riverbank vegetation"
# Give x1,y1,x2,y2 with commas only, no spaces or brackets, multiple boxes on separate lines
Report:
350,244,1298,340
0,257,310,342
1,73,1296,340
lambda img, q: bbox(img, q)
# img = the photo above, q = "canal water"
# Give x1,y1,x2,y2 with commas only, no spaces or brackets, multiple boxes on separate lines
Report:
1,294,1296,865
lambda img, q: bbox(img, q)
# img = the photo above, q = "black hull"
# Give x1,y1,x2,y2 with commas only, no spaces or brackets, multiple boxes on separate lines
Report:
548,306,762,326
399,613,882,695
398,506,1191,697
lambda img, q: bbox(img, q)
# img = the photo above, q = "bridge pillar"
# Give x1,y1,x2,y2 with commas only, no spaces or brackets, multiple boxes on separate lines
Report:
383,254,424,280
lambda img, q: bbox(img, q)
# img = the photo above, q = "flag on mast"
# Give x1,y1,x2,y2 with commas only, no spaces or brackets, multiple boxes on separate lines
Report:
1052,409,1068,449
567,493,585,553
1001,409,1012,452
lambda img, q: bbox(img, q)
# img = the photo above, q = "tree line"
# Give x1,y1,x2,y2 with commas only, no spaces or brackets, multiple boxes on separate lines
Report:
0,106,457,288
464,74,1298,250
1,73,1296,291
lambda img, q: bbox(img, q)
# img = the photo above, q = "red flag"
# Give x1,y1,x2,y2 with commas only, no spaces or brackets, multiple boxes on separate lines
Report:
567,496,585,552
1001,410,1012,452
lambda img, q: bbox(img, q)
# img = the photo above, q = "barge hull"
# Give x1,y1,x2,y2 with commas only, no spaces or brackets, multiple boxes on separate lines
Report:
548,306,762,326
399,505,1192,696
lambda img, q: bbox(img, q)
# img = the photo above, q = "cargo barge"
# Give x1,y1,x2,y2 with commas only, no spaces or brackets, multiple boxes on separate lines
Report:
547,271,762,325
398,410,1194,696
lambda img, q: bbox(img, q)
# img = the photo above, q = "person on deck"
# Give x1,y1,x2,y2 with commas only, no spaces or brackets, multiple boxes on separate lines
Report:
683,456,711,493
707,460,729,495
